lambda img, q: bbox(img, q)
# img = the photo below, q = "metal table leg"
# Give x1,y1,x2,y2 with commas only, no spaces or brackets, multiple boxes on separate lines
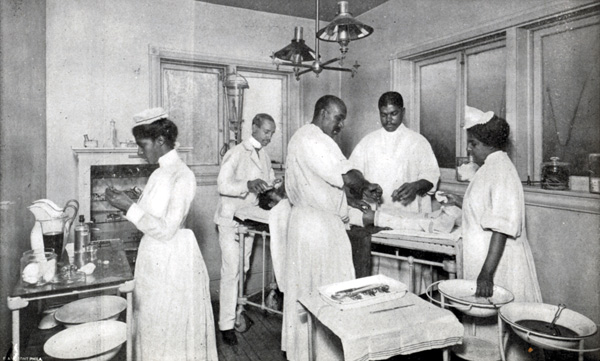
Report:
119,279,136,361
7,296,29,361
498,314,507,361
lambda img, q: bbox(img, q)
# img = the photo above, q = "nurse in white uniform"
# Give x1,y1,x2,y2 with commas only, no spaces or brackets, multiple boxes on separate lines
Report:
105,108,217,361
449,106,543,361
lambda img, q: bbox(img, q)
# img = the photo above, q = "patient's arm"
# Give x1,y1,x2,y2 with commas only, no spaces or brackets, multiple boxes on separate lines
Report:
348,206,460,233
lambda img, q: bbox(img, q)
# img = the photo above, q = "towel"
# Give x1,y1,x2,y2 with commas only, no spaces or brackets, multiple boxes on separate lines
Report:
268,199,291,292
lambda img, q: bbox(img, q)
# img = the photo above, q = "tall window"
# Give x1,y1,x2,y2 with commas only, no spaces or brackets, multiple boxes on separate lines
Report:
396,7,599,182
239,71,288,166
150,47,296,176
533,14,600,176
416,41,506,169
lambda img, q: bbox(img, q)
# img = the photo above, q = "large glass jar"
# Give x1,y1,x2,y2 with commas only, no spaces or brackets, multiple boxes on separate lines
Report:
541,157,570,190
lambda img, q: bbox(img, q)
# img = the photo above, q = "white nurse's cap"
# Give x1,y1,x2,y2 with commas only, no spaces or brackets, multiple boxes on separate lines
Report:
464,106,494,129
133,107,168,125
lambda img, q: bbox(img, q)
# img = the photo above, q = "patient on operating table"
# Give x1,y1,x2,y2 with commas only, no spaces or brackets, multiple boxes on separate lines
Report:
258,183,461,233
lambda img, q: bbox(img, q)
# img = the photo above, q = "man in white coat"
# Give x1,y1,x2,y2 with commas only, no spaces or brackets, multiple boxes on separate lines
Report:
282,95,381,361
214,113,276,345
349,91,440,291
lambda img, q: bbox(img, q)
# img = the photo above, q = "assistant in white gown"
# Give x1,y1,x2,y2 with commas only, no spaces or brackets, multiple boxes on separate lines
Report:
350,124,440,213
350,124,440,292
125,149,218,360
283,124,356,361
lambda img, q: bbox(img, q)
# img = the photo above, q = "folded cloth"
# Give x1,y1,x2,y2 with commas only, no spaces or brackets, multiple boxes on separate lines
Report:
133,107,168,125
299,291,464,361
267,199,291,292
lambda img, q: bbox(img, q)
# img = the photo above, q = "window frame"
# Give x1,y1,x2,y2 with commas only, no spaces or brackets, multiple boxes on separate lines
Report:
392,5,600,185
410,38,507,169
149,46,299,183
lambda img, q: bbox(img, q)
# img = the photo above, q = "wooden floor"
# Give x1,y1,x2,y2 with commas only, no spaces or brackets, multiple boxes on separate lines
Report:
213,301,287,361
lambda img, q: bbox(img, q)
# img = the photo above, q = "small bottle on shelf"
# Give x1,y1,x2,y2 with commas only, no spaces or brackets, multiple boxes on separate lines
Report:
104,119,119,148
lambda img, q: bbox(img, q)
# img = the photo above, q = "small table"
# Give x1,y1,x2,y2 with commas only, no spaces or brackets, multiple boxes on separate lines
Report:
298,291,464,361
8,240,135,361
371,229,463,293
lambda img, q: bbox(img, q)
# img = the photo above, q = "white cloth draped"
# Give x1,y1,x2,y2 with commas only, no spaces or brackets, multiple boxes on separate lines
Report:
268,199,291,292
125,150,217,361
282,124,356,361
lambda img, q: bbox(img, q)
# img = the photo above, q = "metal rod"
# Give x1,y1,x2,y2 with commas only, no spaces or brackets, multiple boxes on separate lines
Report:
321,66,353,73
321,57,341,67
296,67,315,77
315,0,320,62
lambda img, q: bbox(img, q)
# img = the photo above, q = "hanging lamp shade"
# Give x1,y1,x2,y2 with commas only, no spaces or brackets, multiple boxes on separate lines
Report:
316,1,373,54
272,27,316,65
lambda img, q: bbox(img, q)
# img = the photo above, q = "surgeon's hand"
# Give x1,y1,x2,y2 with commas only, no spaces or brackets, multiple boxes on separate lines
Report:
347,196,371,213
247,179,270,194
392,180,433,206
362,183,383,204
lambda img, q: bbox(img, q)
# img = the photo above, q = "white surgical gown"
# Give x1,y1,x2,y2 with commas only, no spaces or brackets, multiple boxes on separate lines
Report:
126,150,217,361
283,124,356,361
350,125,440,293
349,124,440,213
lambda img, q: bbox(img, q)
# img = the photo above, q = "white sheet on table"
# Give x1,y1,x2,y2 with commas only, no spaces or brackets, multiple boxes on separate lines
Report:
376,227,462,241
299,291,464,361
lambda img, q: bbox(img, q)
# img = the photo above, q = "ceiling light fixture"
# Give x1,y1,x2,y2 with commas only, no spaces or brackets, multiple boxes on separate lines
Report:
271,0,373,80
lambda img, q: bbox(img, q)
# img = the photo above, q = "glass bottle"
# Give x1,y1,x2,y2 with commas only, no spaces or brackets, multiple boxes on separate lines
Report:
106,119,119,148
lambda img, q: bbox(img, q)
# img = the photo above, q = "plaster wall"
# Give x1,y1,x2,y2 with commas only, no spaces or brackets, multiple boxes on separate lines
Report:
0,0,47,353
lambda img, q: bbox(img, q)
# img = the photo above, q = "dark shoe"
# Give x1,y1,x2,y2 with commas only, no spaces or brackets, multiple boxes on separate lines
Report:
221,329,238,346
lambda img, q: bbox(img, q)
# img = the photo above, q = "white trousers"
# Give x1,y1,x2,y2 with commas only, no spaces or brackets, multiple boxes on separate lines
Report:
218,224,254,331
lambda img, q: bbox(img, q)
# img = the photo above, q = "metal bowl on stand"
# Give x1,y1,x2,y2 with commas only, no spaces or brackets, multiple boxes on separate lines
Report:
499,302,597,351
427,280,515,361
437,279,514,317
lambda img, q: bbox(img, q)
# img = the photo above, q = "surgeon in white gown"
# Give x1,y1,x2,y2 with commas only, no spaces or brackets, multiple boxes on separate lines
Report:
447,107,543,361
283,95,382,361
105,108,217,361
349,91,440,292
